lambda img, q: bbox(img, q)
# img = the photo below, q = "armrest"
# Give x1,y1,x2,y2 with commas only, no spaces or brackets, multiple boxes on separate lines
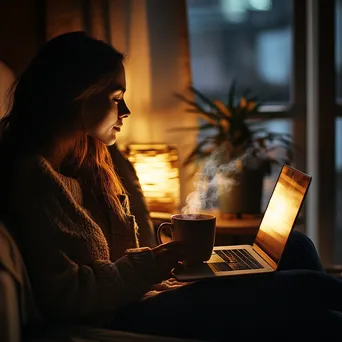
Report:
0,269,21,342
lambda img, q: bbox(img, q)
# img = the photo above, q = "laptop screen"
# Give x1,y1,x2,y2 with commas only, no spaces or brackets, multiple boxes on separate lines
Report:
254,165,311,265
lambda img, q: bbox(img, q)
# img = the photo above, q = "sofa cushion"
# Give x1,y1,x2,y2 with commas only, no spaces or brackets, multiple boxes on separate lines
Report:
0,221,42,330
0,269,20,342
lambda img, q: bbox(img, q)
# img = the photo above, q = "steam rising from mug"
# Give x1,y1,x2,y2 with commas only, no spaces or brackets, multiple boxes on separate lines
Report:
181,147,249,219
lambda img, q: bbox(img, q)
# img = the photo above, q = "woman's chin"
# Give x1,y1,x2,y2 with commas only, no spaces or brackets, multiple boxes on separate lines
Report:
104,137,117,146
95,135,117,146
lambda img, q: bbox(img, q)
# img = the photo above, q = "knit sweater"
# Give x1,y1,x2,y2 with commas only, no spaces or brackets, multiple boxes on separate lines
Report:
7,155,168,326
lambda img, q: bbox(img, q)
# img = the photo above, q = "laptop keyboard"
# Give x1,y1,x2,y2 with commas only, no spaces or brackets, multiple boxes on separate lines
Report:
214,249,264,271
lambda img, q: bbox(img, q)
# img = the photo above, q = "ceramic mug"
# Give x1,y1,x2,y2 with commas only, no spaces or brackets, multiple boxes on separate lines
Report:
157,213,216,265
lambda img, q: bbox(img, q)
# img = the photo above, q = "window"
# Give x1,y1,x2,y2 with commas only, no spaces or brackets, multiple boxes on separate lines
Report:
186,0,293,104
186,0,293,211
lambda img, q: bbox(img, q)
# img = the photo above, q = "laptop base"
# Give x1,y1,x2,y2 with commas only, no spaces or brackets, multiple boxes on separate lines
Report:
173,245,274,281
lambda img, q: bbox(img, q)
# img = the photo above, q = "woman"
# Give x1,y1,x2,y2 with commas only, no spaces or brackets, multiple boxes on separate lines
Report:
0,32,341,341
0,31,182,326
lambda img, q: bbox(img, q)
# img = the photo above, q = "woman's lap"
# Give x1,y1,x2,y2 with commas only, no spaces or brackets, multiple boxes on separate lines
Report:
278,230,324,271
110,231,341,341
111,271,342,340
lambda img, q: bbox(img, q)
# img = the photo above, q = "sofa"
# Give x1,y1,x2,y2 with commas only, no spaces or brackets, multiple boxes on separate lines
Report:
0,221,200,342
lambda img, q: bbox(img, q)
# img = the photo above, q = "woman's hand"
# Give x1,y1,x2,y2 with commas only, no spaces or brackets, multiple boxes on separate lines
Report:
151,241,185,281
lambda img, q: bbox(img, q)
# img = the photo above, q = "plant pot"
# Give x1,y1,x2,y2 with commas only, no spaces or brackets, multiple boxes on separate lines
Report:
218,168,264,215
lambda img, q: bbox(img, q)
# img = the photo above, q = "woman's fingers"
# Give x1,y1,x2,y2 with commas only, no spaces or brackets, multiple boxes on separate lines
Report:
152,241,186,280
153,241,185,257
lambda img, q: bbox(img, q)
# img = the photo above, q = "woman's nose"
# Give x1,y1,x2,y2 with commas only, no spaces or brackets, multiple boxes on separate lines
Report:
118,100,131,118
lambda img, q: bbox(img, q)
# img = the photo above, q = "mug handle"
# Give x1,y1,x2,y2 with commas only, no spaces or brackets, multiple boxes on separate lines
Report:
157,222,173,244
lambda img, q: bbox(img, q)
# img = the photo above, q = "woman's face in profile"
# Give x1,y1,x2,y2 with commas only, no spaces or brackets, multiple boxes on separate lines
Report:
83,63,130,146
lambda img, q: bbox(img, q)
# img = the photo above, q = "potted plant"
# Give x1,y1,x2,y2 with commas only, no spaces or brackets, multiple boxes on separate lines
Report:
173,82,293,216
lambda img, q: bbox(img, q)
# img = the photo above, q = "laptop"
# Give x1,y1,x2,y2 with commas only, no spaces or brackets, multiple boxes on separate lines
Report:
173,164,312,281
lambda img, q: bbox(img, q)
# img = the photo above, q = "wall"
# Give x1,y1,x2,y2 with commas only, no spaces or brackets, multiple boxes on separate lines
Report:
0,0,41,74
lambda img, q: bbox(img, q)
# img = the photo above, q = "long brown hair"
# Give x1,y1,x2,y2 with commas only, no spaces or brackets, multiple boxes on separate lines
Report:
0,32,129,221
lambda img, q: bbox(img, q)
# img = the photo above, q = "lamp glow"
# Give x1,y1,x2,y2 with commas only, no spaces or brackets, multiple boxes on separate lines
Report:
123,144,180,212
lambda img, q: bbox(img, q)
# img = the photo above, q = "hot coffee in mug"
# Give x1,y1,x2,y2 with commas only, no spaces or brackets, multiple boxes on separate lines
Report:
157,214,216,265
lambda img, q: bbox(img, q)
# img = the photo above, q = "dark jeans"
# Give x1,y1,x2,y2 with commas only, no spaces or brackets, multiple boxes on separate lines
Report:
110,231,342,341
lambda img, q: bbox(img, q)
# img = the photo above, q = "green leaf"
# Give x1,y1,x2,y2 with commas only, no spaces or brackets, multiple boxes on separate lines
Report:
227,80,237,109
189,87,226,120
174,93,221,122
174,82,295,168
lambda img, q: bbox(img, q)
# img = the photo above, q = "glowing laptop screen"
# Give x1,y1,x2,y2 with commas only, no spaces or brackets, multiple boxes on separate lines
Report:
254,165,311,265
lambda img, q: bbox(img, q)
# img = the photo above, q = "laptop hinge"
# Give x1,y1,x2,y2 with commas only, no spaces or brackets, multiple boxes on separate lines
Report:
253,243,277,270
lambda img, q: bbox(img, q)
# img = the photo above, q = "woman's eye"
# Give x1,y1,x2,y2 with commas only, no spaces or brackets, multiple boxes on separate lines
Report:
112,98,121,104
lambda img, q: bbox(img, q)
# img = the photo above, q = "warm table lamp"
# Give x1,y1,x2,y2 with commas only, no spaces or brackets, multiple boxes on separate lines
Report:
122,144,180,213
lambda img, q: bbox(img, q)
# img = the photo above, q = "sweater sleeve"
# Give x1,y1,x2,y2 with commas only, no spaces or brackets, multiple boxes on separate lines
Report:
10,157,162,323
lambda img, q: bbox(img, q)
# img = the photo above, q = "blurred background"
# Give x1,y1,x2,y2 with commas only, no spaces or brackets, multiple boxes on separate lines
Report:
0,0,340,266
